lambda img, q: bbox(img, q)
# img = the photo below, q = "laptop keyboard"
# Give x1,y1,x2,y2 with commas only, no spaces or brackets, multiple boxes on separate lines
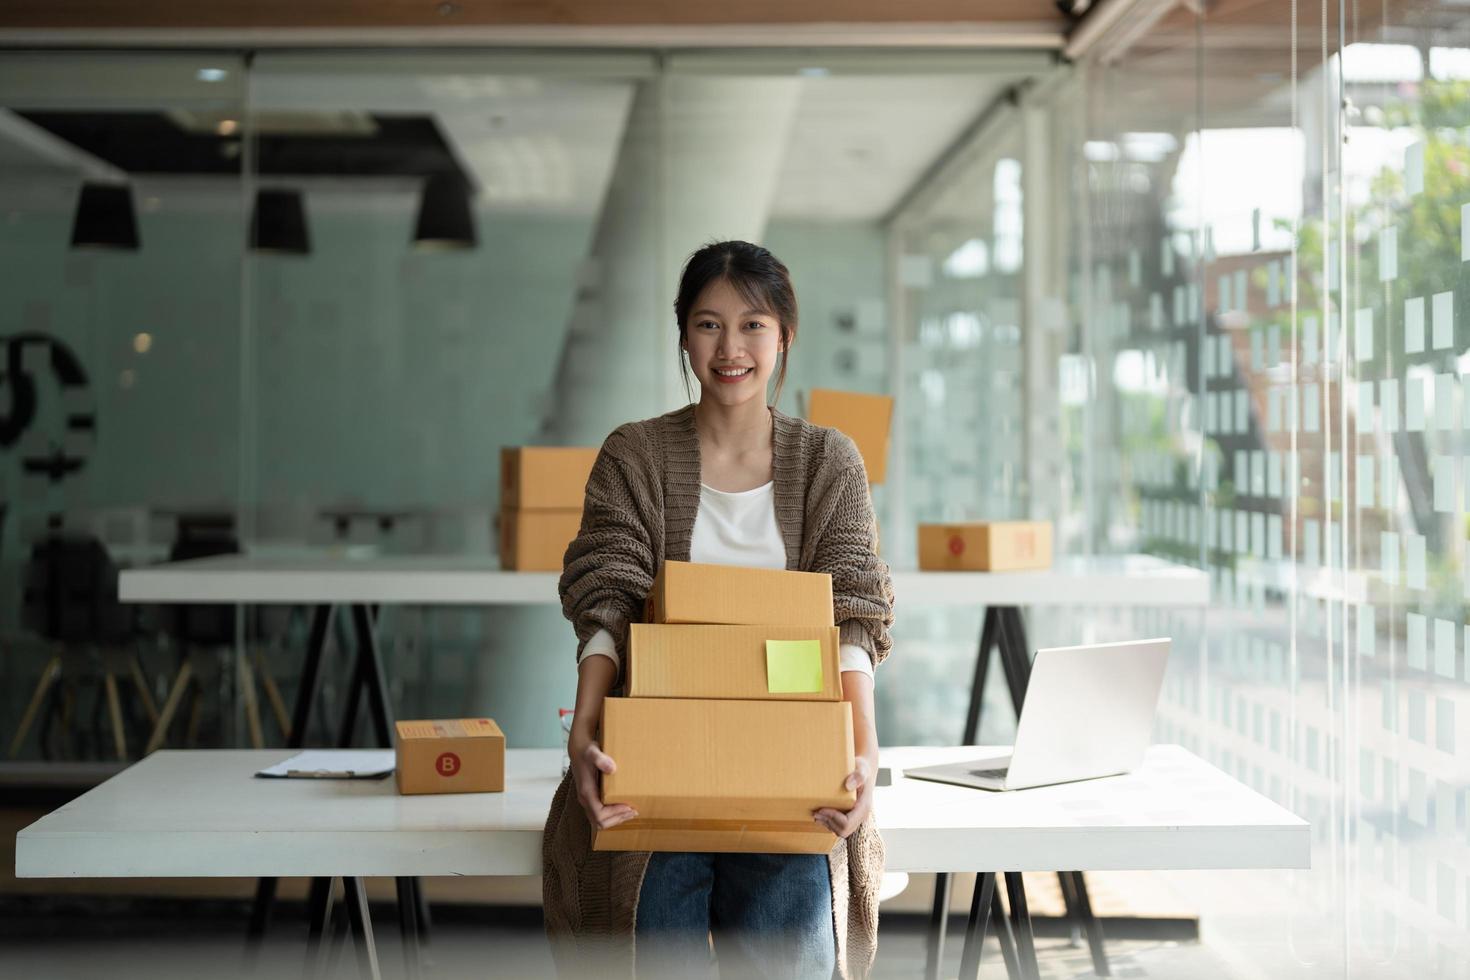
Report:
969,767,1009,778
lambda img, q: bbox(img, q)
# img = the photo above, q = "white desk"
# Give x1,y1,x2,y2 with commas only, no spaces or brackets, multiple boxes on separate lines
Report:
16,745,1304,980
113,551,1213,976
118,552,1206,608
891,554,1208,608
15,745,1306,880
119,554,556,606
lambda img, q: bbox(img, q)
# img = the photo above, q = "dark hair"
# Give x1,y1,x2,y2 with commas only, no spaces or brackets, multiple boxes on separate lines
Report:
673,240,798,406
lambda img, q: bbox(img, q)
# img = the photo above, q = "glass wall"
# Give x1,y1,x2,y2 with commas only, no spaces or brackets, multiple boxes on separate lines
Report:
0,49,1049,759
0,53,250,757
1033,2,1470,975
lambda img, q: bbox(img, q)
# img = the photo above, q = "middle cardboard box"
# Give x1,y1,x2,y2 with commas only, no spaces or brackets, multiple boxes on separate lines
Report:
596,697,855,854
627,623,842,701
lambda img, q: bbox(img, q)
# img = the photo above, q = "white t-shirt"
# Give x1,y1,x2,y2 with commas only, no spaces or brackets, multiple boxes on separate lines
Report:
578,480,875,679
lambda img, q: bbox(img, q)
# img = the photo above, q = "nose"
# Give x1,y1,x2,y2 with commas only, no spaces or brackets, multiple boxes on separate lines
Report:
715,326,739,360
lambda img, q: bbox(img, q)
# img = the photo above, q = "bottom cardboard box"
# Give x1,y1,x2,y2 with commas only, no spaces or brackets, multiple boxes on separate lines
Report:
597,697,854,854
594,820,836,854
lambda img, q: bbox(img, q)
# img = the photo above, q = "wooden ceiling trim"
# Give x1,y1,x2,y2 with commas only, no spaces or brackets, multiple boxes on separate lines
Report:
0,0,1070,30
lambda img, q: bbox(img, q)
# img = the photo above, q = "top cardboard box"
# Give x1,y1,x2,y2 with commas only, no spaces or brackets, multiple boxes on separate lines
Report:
647,561,834,628
918,520,1054,572
807,389,894,485
500,446,599,511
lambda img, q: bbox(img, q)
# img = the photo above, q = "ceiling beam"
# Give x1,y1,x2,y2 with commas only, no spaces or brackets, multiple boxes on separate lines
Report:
0,23,1067,49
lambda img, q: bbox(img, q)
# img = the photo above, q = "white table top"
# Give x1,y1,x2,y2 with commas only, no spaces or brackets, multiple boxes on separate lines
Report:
120,554,559,605
16,745,1306,878
889,554,1208,607
118,552,1208,608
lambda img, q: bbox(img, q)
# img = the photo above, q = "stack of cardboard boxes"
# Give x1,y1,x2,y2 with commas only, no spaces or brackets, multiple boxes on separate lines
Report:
596,561,855,854
498,447,599,571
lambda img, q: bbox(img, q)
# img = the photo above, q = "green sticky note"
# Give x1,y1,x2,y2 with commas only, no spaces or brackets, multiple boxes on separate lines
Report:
765,639,824,694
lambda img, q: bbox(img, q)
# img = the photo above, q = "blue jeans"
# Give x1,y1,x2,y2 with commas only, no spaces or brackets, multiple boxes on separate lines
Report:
634,851,836,979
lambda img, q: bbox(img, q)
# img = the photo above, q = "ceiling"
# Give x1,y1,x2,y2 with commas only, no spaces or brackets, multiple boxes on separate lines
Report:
0,51,1049,221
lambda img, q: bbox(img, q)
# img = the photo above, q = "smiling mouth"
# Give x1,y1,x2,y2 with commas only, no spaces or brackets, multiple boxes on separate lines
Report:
714,367,753,378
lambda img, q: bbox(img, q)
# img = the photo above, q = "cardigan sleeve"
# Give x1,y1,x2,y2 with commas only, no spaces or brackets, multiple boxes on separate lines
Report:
558,425,658,666
808,433,895,668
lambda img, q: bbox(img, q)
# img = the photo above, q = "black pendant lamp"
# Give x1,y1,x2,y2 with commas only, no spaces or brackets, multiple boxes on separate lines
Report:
70,182,140,250
413,172,476,251
250,188,310,255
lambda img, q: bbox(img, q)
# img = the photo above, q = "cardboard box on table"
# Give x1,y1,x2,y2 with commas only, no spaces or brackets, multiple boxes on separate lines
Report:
646,561,834,627
627,623,842,702
918,520,1054,572
395,718,505,795
807,389,895,485
594,697,855,854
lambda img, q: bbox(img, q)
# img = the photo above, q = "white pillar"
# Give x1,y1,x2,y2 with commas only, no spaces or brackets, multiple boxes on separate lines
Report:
543,74,801,445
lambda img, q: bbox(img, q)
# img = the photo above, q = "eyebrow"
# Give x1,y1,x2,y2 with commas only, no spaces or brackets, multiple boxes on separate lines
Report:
691,308,771,319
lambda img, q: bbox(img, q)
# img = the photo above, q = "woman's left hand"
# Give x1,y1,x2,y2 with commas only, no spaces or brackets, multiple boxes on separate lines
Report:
813,756,875,839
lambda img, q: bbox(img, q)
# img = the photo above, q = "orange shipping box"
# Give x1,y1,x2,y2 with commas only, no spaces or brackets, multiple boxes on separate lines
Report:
627,624,842,701
807,389,895,485
498,507,582,572
918,520,1054,572
395,718,505,795
500,446,599,510
595,697,854,854
646,561,834,628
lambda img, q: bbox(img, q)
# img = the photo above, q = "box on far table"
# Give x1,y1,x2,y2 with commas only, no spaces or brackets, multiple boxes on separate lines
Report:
498,507,582,572
807,388,895,485
500,446,599,511
395,718,505,795
596,697,854,854
645,560,834,628
917,520,1054,572
627,624,842,701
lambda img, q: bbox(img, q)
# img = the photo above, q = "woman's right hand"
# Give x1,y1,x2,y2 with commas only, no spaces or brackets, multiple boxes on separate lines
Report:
569,730,639,831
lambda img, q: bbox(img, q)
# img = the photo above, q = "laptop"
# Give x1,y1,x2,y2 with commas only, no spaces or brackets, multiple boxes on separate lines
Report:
906,637,1171,792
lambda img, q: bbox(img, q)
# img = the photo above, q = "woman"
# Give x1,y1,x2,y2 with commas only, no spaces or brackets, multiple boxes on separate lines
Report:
542,239,894,979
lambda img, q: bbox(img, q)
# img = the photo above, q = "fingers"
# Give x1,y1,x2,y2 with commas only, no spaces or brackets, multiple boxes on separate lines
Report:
582,741,617,774
589,802,639,830
573,747,636,830
844,759,872,793
576,778,639,830
812,808,851,838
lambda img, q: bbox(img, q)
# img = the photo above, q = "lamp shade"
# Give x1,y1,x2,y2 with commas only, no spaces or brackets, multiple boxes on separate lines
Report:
250,188,310,255
413,172,476,251
70,183,140,250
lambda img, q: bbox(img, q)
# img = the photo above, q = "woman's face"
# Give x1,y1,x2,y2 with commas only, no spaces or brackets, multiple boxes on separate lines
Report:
682,276,785,408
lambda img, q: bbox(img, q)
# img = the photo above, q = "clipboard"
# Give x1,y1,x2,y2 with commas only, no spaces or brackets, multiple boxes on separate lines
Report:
254,750,395,780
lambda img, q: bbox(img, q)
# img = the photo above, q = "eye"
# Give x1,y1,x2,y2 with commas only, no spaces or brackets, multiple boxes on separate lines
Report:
744,321,767,331
697,320,719,330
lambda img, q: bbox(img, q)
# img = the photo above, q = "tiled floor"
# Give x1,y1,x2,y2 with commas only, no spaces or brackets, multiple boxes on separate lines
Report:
4,803,1424,979
0,894,1238,980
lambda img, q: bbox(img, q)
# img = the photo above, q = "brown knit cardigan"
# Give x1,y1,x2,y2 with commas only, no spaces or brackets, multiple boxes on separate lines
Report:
542,403,895,979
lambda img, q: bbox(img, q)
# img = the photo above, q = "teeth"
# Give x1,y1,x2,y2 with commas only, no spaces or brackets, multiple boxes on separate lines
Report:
716,367,751,376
